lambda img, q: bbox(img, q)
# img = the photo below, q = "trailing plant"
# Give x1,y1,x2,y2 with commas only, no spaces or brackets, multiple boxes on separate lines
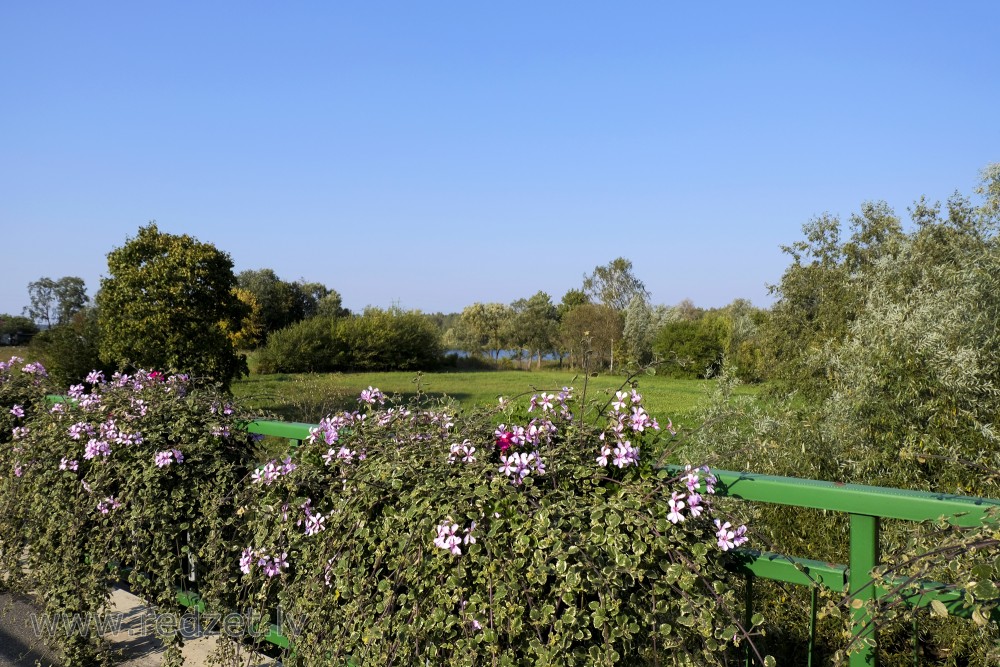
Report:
0,367,260,666
230,383,769,666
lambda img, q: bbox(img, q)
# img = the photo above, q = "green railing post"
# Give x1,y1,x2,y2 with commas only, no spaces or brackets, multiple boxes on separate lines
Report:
849,513,879,667
744,574,754,667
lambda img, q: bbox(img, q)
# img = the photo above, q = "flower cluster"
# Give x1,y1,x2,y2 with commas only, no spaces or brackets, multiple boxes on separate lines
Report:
434,521,476,556
358,386,386,406
96,496,123,514
155,449,185,468
251,457,297,484
498,450,545,484
240,547,289,577
597,389,661,469
528,387,574,420
447,439,476,464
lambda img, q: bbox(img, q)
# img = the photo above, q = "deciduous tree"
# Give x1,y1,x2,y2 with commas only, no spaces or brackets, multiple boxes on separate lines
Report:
582,257,650,311
24,276,89,327
97,223,249,387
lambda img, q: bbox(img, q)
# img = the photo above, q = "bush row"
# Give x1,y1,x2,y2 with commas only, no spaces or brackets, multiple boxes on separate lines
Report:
253,307,442,374
0,356,763,666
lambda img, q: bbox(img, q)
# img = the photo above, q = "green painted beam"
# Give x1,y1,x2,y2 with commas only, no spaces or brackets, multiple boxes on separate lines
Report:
664,466,1000,526
245,419,314,441
733,549,847,589
848,514,879,666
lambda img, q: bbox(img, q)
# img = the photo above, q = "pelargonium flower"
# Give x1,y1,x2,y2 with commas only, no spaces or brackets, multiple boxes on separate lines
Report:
97,496,123,514
495,429,514,453
259,552,289,577
667,492,686,524
596,444,612,467
84,439,111,459
304,511,326,536
9,405,24,418
239,547,255,574
21,362,47,377
714,520,748,551
688,493,705,518
434,523,466,556
59,458,79,471
155,451,175,468
448,439,476,464
358,386,385,406
85,370,105,385
12,426,29,440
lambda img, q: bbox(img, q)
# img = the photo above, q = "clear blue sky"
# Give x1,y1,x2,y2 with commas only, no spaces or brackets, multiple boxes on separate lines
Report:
2,2,998,317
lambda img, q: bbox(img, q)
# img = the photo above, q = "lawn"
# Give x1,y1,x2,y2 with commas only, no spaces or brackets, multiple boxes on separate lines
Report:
231,368,749,430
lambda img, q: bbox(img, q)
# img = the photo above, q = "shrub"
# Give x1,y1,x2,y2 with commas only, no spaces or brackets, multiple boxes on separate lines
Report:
28,307,111,387
653,319,725,379
334,307,442,371
253,316,339,374
0,369,260,665
252,308,443,374
230,384,767,666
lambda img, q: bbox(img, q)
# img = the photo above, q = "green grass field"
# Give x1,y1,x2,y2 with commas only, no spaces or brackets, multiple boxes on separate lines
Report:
231,368,744,429
3,343,747,432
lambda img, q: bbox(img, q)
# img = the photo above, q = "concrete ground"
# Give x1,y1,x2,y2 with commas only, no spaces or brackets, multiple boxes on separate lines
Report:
0,588,276,667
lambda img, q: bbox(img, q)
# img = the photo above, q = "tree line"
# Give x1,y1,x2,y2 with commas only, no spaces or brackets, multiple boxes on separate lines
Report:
8,164,998,396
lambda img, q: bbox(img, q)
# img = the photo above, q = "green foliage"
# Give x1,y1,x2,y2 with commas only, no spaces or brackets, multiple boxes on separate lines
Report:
453,302,515,360
231,386,763,666
509,292,559,369
28,307,111,387
653,318,726,379
583,257,650,311
254,308,442,374
689,166,1000,664
97,223,249,388
335,307,442,372
24,276,89,328
558,304,623,370
254,316,338,374
0,313,39,344
0,369,259,666
237,270,346,343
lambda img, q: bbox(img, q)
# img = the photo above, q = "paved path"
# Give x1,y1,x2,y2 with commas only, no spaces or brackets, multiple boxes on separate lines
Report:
0,589,275,667
0,593,63,666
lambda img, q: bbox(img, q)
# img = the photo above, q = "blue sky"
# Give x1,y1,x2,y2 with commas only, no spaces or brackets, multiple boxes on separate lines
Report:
2,2,998,317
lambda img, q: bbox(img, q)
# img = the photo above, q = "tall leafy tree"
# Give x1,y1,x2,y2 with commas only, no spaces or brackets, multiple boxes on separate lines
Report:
24,276,89,327
97,223,249,387
582,257,650,311
622,295,655,366
454,302,514,360
558,303,623,370
510,292,559,369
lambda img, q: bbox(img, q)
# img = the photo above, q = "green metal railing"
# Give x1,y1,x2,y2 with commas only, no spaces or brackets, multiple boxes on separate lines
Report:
237,419,1000,666
664,466,1000,666
39,396,1000,667
42,400,998,665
